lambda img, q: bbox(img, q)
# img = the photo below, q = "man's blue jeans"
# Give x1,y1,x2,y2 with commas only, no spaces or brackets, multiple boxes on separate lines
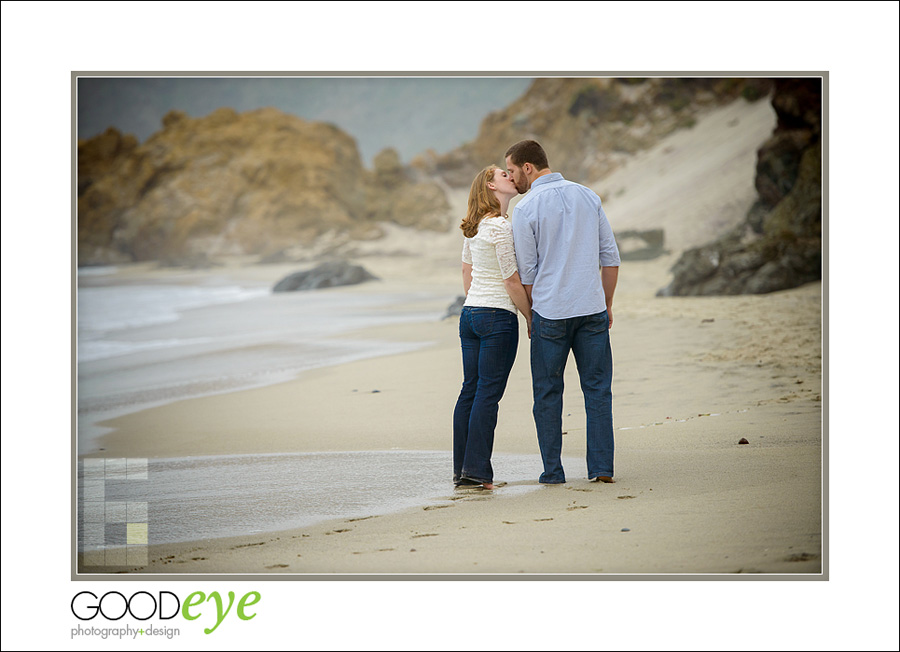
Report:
530,310,614,484
453,307,519,484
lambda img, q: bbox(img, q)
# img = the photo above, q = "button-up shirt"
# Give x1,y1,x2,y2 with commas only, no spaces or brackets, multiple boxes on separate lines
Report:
511,172,620,320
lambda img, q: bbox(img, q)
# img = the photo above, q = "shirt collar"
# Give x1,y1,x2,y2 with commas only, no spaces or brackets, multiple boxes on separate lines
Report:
531,172,564,189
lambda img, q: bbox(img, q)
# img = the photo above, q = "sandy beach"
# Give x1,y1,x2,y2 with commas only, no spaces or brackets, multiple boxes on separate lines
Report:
76,98,824,576
77,256,823,576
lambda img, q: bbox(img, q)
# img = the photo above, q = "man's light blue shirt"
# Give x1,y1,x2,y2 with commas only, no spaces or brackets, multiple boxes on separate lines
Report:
512,172,620,320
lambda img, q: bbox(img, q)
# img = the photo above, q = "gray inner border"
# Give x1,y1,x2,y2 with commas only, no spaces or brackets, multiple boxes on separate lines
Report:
71,70,828,582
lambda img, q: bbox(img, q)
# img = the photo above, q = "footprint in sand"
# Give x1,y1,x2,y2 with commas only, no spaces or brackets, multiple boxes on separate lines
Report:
265,564,289,569
411,533,439,538
424,504,453,511
784,552,819,562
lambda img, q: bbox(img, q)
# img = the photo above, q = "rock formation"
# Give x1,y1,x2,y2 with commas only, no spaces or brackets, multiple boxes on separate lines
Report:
615,229,667,261
272,261,378,292
413,77,772,187
658,79,821,296
77,108,450,266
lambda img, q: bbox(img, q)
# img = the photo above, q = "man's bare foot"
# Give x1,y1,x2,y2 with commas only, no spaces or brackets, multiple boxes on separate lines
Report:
481,483,494,490
590,476,615,483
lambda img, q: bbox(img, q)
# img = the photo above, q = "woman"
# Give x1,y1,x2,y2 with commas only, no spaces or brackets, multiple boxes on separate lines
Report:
453,165,532,489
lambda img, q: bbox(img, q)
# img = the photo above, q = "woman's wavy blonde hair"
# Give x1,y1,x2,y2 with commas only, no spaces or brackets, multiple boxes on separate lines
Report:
460,165,502,238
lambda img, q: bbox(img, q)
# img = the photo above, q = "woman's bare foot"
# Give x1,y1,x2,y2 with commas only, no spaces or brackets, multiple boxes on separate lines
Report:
590,476,615,483
456,477,494,489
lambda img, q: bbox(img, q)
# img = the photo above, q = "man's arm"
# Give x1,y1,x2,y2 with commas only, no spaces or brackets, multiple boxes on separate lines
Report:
601,266,618,329
511,212,538,288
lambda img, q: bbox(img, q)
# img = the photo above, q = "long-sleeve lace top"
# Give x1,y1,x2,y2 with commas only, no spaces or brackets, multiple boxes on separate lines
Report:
461,216,519,314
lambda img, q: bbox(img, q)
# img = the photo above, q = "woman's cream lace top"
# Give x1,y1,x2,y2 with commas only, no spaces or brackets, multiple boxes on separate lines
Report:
461,216,519,314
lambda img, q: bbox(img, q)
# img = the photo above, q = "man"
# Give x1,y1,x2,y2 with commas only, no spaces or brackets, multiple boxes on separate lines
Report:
506,140,621,484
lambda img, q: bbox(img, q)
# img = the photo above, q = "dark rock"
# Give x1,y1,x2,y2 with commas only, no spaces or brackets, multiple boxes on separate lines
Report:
755,129,813,207
738,438,750,445
443,295,466,319
615,229,667,261
659,79,821,296
745,200,771,235
272,261,378,292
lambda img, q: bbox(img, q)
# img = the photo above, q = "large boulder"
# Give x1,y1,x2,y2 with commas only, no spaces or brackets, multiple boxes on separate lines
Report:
272,261,379,292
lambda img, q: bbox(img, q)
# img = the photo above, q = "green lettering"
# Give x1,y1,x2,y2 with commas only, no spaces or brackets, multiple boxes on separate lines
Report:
182,591,205,621
237,592,261,621
204,591,236,634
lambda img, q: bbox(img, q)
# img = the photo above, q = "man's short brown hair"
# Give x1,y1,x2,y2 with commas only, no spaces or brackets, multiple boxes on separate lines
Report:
505,140,549,170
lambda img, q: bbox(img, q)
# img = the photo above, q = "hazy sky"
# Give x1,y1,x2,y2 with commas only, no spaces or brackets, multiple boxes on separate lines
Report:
77,75,534,165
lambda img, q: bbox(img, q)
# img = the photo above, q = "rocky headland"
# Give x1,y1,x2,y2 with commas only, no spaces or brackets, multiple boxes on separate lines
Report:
78,108,450,266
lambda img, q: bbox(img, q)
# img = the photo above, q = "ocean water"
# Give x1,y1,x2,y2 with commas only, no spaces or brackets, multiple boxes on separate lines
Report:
78,282,269,362
77,268,447,452
74,271,557,557
77,451,554,550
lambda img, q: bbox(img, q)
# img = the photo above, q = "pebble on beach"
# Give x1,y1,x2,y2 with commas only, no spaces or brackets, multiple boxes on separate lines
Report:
739,438,750,445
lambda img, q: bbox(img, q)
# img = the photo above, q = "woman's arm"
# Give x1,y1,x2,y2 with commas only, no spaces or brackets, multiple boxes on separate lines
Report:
486,217,533,337
503,271,533,338
462,262,473,296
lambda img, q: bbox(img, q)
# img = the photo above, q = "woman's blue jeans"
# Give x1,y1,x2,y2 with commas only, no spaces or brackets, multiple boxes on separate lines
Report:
452,307,519,484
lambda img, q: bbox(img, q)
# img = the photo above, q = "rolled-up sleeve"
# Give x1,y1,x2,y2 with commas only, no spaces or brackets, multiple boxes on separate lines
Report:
597,201,621,267
512,210,538,284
